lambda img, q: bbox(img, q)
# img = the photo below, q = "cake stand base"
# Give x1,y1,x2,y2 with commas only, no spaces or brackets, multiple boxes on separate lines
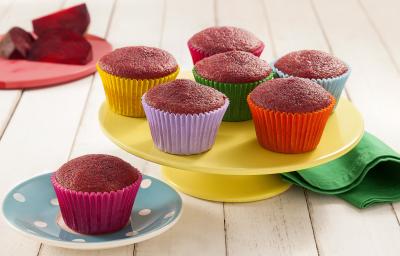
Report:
162,166,292,202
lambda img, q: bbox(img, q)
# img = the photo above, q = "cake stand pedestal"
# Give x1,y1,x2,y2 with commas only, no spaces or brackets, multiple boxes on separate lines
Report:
99,97,364,202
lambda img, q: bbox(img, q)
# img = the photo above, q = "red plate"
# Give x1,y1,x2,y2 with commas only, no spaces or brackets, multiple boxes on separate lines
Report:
0,34,112,89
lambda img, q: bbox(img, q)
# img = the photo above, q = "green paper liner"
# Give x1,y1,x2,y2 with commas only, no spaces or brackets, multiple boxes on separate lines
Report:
193,69,274,122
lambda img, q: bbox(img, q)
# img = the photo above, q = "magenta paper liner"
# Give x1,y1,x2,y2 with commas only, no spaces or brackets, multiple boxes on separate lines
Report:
187,42,265,64
142,96,229,155
51,174,142,235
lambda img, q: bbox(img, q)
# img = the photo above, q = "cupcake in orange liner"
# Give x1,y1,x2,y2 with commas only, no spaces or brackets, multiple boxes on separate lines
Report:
97,46,179,117
247,77,335,154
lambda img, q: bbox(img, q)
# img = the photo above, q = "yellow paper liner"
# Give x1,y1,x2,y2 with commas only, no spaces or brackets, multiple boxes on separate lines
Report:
97,65,180,117
247,95,336,153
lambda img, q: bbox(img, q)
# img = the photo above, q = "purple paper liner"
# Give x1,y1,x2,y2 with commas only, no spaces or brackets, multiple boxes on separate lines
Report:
51,173,142,235
142,96,229,155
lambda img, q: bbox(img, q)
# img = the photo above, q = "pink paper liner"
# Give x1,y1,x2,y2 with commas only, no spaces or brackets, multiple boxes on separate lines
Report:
51,174,142,235
142,96,229,155
187,41,265,64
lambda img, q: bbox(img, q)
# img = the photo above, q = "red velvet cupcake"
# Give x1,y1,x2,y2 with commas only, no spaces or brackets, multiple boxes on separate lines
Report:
187,26,264,64
142,79,229,155
51,154,142,234
273,50,350,108
97,46,179,117
193,51,273,121
248,77,335,153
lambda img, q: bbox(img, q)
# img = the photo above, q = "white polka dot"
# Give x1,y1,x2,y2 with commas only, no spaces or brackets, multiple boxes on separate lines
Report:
72,239,85,243
34,221,47,228
138,209,151,216
140,179,152,189
125,231,138,237
50,198,59,206
13,193,26,202
164,211,175,219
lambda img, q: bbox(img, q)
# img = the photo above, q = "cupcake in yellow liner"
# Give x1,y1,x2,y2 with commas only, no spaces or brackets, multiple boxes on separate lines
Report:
97,46,179,117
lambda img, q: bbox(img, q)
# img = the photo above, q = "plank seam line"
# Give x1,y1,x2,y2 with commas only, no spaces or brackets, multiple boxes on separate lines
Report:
0,90,22,140
309,0,333,54
357,0,400,74
0,0,15,24
214,0,219,26
35,243,43,256
260,0,277,58
304,190,321,256
223,203,229,256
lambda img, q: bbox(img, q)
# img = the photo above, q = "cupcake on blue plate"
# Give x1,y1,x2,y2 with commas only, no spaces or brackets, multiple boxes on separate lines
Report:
272,50,350,108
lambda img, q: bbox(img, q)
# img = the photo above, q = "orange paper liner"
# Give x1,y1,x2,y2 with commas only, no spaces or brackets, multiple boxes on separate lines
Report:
247,95,336,153
97,65,179,117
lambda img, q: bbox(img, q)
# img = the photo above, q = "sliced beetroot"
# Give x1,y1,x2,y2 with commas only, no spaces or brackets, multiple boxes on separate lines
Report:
0,27,35,59
32,3,90,36
28,29,92,65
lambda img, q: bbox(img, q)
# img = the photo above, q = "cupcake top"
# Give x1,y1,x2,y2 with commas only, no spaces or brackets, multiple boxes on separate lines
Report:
98,46,178,79
188,26,263,55
194,51,272,83
249,77,333,113
145,79,227,114
55,154,140,192
274,50,348,79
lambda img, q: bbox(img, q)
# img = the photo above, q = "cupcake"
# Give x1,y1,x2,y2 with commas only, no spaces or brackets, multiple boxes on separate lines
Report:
272,50,350,108
247,77,335,153
193,51,273,121
51,154,142,234
187,26,264,64
97,46,179,117
142,79,229,155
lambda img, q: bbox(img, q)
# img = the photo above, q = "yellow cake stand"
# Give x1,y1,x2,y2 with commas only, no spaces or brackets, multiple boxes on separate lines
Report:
98,74,364,202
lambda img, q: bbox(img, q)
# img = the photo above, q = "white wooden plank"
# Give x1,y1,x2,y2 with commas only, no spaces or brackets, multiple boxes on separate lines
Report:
355,0,400,232
359,0,400,72
216,0,274,62
0,1,68,256
161,0,214,70
134,1,226,255
306,0,400,255
215,1,318,255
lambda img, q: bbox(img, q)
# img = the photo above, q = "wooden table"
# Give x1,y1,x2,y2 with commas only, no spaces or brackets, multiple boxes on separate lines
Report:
1,0,400,255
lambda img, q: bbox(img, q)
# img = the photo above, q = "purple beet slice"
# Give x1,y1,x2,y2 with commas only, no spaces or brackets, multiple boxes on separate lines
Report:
32,3,90,36
28,29,92,65
0,27,35,59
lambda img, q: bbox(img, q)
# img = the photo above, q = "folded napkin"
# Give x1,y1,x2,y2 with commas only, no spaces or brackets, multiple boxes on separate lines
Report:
281,132,400,208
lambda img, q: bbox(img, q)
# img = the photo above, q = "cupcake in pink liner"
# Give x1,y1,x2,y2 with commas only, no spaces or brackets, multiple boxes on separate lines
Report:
142,79,229,155
187,26,264,64
51,154,142,235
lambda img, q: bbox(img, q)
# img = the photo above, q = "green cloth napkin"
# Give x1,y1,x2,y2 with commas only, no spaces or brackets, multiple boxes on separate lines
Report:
281,132,400,208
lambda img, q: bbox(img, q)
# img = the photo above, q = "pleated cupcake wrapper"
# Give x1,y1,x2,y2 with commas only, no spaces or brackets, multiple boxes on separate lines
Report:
51,174,142,235
142,97,229,155
272,64,351,109
97,65,180,117
193,68,273,122
247,96,335,153
187,41,265,64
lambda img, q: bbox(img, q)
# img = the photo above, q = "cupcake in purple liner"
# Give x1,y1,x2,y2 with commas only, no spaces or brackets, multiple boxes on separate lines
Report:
187,26,264,64
51,154,142,235
272,50,350,108
142,79,229,155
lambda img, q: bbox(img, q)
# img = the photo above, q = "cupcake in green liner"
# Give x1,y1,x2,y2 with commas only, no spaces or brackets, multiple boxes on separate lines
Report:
193,51,273,121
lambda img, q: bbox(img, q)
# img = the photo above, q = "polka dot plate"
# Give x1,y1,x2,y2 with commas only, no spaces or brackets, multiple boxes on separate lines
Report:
2,172,182,250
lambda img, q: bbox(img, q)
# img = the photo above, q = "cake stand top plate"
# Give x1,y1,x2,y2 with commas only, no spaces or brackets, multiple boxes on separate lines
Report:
99,96,364,175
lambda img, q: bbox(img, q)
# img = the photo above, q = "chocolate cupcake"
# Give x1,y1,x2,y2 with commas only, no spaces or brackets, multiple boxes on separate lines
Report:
247,77,335,153
273,50,350,108
142,79,229,155
97,46,179,117
51,154,142,234
193,51,273,121
187,26,264,64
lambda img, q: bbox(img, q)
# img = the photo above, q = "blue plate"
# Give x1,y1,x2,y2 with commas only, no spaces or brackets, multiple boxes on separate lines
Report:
2,172,182,250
